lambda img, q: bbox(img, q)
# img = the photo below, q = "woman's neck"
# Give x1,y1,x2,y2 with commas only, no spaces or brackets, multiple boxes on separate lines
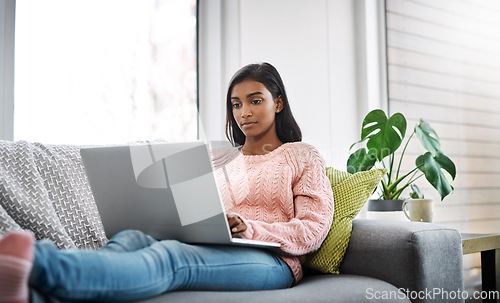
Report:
241,138,283,155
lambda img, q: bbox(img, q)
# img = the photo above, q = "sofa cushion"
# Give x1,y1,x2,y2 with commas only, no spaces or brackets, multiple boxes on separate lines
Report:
304,167,386,274
130,274,410,303
0,140,107,249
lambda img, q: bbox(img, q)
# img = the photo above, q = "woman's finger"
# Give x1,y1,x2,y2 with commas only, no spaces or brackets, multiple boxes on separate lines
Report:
226,214,246,234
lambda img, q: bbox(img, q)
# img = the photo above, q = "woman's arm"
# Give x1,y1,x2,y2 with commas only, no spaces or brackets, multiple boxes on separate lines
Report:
235,147,334,256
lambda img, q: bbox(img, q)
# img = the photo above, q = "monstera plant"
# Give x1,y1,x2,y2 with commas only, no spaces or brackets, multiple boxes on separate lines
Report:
347,109,456,201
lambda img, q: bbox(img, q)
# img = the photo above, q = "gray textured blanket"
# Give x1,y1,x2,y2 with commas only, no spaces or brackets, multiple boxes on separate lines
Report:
0,140,107,250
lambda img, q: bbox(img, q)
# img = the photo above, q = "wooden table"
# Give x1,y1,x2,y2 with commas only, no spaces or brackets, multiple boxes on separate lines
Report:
462,233,500,302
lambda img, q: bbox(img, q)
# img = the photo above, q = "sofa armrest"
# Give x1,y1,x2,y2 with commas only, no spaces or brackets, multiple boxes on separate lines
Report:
340,219,464,303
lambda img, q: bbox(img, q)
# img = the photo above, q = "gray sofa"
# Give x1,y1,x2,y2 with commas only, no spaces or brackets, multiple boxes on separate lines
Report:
128,219,465,303
0,141,464,303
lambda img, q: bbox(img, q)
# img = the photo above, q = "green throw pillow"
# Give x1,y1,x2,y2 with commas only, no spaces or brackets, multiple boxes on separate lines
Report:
304,167,386,274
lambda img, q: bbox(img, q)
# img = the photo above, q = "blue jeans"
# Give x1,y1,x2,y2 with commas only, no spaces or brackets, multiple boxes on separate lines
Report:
30,230,293,302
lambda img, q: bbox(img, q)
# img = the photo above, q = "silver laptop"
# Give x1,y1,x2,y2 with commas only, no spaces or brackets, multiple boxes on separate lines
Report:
80,141,280,249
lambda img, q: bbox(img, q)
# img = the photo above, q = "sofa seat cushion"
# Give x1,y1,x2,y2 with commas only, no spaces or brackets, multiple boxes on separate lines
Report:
131,275,411,303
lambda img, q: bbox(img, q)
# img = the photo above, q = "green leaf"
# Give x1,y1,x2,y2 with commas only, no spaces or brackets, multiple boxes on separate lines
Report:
415,119,441,155
410,184,424,199
346,148,377,174
434,152,456,180
361,109,407,161
416,152,456,200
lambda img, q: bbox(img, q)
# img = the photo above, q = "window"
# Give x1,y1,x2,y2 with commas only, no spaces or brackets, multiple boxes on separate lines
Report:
14,0,197,144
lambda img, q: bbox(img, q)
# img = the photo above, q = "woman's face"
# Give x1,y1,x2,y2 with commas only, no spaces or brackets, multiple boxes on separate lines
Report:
230,79,282,142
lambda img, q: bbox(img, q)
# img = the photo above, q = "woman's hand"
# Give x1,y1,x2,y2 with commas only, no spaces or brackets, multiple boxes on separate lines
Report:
227,213,247,236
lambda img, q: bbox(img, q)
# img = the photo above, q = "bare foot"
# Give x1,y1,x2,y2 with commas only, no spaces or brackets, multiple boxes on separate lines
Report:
0,231,34,303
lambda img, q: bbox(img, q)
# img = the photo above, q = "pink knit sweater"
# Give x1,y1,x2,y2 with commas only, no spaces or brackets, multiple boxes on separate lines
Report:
211,142,334,282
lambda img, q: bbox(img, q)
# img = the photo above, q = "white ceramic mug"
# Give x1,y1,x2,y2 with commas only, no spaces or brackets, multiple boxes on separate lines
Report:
402,199,433,222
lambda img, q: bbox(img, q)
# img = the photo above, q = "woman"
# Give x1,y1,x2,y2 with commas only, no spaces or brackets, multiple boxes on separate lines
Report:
0,62,334,303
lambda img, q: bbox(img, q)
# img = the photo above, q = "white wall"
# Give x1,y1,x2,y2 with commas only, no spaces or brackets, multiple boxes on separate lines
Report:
0,0,15,141
199,0,383,169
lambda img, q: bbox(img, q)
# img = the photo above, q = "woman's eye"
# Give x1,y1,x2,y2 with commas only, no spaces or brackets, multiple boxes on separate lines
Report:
251,99,263,104
232,103,241,108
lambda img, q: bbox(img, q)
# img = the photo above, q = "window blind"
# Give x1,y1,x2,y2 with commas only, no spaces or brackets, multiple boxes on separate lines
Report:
386,0,500,234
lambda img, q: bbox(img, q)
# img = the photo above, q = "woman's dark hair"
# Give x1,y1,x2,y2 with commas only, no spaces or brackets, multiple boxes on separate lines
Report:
225,62,302,146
